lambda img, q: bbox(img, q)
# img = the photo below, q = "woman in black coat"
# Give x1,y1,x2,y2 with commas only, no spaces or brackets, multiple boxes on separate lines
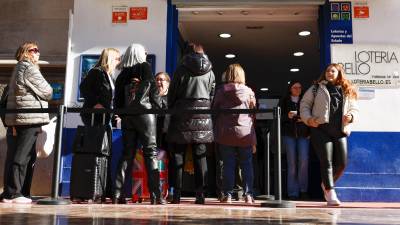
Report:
167,43,215,204
113,44,164,205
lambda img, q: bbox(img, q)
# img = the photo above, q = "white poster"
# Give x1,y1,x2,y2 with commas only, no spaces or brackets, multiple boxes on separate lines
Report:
331,44,400,88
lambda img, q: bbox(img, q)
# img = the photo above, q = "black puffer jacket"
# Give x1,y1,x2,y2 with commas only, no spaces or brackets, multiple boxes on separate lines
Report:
167,53,215,144
114,62,161,128
279,96,310,138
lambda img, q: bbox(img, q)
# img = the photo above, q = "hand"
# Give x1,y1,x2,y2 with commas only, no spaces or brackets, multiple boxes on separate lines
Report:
343,114,353,124
307,117,320,127
94,104,104,109
252,145,257,154
288,111,296,119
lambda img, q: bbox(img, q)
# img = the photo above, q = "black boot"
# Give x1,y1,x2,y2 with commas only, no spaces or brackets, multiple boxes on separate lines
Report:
171,190,181,204
113,158,131,204
195,192,205,204
145,156,165,205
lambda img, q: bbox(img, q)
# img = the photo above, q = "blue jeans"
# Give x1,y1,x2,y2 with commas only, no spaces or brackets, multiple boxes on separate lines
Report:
283,136,310,197
219,144,254,196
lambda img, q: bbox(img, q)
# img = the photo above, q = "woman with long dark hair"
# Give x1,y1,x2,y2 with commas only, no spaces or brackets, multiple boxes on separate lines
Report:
300,63,358,206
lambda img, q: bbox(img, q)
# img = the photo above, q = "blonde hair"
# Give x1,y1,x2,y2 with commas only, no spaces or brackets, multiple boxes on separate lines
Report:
318,63,358,99
15,41,38,64
223,63,246,84
95,48,120,74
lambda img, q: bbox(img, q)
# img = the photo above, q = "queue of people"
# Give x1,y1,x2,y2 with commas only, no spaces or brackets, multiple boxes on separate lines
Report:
0,41,358,207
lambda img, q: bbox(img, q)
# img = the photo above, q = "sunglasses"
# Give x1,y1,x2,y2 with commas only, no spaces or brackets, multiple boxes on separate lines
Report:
28,48,40,54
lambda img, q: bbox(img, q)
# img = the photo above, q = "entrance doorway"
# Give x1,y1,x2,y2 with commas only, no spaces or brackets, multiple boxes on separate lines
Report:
174,2,324,200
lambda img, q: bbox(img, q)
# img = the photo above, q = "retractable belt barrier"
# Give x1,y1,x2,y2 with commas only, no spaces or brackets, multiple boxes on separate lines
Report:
0,106,288,207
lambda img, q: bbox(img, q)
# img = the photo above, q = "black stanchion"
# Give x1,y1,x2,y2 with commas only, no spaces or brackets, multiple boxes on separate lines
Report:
261,107,295,208
255,124,275,201
37,105,71,205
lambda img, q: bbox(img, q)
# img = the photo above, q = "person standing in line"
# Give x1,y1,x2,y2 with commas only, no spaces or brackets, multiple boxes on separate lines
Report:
155,72,174,199
167,43,215,204
1,41,53,204
279,81,310,200
300,63,358,206
212,64,257,204
79,48,120,200
113,44,165,205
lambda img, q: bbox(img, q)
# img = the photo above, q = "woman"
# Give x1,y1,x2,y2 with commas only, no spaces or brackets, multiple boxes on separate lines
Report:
300,63,358,206
279,81,310,200
113,44,165,205
79,48,120,200
1,41,53,203
155,72,170,148
213,64,256,204
167,43,215,204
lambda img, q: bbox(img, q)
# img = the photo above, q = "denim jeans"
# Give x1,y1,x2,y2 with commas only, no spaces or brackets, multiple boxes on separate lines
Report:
283,136,310,197
219,144,253,196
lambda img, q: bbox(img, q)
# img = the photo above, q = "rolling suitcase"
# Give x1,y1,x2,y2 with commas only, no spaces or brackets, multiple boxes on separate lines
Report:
70,114,110,203
70,154,108,202
131,148,168,203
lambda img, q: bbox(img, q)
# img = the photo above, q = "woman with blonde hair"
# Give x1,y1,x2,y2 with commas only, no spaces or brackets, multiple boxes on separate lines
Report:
213,63,257,204
1,41,53,203
79,47,120,199
300,63,358,206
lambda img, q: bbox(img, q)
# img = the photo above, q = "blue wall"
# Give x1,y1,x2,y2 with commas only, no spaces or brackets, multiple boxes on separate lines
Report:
336,132,400,202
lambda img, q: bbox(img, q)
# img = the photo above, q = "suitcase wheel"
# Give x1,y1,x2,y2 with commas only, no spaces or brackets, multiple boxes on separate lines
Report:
138,198,143,203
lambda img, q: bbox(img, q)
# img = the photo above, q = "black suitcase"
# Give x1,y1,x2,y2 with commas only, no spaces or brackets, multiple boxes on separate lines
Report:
70,154,108,202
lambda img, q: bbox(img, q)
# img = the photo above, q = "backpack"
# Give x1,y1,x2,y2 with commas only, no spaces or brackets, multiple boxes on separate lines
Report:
0,85,9,127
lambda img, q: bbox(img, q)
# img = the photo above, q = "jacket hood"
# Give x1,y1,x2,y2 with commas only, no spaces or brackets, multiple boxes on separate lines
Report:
222,83,253,106
182,53,212,76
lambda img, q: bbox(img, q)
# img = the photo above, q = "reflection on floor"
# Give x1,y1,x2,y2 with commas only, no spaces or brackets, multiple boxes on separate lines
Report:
1,197,400,225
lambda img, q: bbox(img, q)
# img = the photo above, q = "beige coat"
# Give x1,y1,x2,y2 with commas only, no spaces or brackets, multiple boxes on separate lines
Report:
5,60,53,126
300,81,358,136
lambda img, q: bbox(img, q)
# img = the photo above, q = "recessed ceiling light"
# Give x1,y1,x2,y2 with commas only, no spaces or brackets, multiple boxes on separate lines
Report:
225,54,236,59
241,10,249,15
219,33,232,38
260,88,269,92
298,31,311,36
293,52,304,56
217,11,224,15
192,11,199,15
290,68,300,72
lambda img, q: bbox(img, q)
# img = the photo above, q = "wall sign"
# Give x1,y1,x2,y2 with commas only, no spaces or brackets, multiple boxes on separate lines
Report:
331,44,400,89
354,6,369,18
329,1,353,44
130,7,148,20
112,6,128,24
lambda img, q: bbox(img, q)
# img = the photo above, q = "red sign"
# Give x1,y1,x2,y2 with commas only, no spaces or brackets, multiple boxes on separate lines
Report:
354,6,369,18
130,7,148,20
112,12,128,23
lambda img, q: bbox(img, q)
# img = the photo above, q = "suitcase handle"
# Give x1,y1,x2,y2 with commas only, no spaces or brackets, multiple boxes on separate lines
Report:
91,113,106,126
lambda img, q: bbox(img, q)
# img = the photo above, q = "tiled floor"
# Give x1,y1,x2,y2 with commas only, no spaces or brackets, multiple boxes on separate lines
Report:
1,198,400,225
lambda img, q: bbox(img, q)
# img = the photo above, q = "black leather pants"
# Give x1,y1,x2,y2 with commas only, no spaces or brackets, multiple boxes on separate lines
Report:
311,127,348,190
114,114,161,199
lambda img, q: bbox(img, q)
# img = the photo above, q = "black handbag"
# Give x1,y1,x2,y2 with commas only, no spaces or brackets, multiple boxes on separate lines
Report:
72,114,110,156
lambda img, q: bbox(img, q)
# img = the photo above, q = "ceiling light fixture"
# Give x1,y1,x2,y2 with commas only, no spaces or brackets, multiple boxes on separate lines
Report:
217,11,224,15
260,88,269,92
298,31,311,36
225,54,236,59
293,52,304,56
290,68,300,72
241,10,249,15
219,33,232,38
192,11,199,15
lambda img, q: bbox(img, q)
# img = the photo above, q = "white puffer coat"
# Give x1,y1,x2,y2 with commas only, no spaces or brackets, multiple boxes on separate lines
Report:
5,60,53,126
300,80,358,136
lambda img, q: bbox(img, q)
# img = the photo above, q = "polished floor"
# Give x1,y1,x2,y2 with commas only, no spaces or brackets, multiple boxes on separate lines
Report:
1,198,400,225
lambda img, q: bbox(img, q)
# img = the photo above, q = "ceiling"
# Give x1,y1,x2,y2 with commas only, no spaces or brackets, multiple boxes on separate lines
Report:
177,4,321,97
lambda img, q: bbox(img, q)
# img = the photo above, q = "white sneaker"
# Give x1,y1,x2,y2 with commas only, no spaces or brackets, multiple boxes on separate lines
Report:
220,195,232,203
244,194,255,204
325,189,341,206
12,196,32,204
1,198,13,203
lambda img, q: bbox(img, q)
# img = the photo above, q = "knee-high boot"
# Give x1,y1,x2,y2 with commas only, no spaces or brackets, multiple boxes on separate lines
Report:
113,158,131,204
144,148,166,205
